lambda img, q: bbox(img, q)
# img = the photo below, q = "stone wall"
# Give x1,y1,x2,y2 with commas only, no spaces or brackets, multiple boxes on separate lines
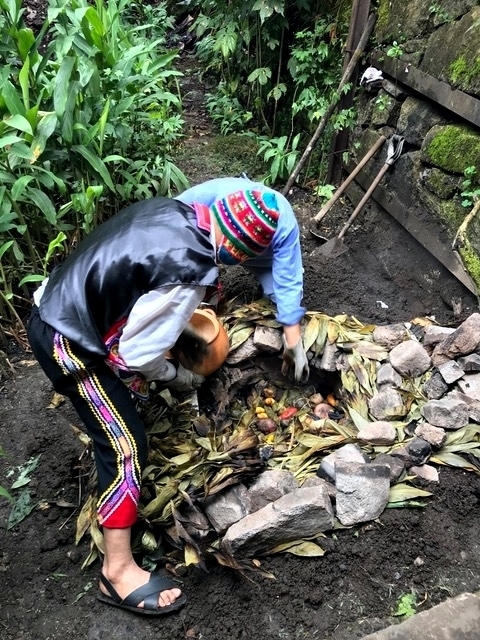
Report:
350,0,480,288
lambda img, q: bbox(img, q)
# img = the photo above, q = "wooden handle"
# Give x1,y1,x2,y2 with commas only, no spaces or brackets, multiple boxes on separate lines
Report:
313,135,386,223
337,163,390,239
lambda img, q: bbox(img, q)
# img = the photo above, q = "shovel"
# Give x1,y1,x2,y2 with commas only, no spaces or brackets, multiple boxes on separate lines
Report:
317,134,405,259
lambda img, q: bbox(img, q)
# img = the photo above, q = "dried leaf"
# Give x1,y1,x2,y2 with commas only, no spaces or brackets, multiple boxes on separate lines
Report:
47,392,65,409
184,544,201,566
267,540,325,556
388,483,432,503
228,326,255,351
141,482,179,519
303,315,320,352
327,320,340,343
353,341,388,361
75,495,96,544
347,406,369,431
430,452,480,471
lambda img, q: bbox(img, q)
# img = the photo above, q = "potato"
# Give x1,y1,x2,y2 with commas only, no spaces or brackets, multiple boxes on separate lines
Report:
256,418,277,434
313,403,332,419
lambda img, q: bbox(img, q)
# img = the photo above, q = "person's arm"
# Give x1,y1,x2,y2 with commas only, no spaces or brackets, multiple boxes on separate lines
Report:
118,285,206,382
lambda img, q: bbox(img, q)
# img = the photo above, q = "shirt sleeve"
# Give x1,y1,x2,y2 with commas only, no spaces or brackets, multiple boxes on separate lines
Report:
118,284,206,382
269,192,306,326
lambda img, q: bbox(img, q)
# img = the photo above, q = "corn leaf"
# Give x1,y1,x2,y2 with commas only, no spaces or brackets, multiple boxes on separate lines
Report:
388,483,433,503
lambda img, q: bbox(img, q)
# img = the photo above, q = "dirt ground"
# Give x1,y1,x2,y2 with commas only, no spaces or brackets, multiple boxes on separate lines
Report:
1,34,480,640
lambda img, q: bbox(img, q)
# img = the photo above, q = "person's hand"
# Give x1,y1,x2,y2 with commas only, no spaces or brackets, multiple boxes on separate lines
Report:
281,335,309,383
167,363,205,392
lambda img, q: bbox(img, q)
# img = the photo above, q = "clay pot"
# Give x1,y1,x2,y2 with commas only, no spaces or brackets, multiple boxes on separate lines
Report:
180,308,230,376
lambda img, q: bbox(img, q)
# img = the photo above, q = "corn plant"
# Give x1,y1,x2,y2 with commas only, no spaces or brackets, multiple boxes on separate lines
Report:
0,0,188,322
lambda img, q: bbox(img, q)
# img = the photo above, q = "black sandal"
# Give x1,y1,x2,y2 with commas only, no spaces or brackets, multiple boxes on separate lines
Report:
97,572,187,616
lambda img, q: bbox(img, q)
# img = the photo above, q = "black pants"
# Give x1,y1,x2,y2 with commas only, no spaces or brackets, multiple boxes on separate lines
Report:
27,306,147,528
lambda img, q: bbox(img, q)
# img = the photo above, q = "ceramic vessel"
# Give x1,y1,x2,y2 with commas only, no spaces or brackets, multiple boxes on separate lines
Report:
182,308,230,376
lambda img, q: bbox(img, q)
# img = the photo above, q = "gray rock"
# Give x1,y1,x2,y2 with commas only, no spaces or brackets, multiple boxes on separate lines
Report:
448,390,480,423
422,324,456,346
222,485,334,556
422,371,449,400
432,313,480,366
369,387,407,420
389,340,431,378
414,423,447,448
438,360,465,384
457,373,480,402
335,462,390,526
317,443,369,481
421,397,469,429
357,421,397,446
376,363,402,388
226,336,259,364
248,469,298,512
397,97,448,148
410,464,439,483
458,353,480,372
302,475,336,499
253,326,283,353
203,484,251,534
374,453,405,483
373,324,409,350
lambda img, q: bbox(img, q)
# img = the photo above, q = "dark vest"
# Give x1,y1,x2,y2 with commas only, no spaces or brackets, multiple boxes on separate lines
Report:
39,198,218,355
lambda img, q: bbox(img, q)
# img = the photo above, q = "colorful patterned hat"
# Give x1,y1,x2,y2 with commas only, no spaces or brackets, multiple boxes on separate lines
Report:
210,190,280,263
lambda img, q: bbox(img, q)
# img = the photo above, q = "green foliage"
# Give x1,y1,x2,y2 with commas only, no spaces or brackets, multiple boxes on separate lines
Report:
0,445,12,502
256,133,301,185
192,0,351,185
0,0,188,320
393,592,417,618
386,40,404,59
206,86,253,135
314,184,336,202
460,166,480,209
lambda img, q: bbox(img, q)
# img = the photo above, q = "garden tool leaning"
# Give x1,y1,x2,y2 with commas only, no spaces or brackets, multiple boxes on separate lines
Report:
316,134,405,259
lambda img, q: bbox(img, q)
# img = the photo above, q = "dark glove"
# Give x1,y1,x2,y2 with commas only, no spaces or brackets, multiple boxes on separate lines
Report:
166,363,205,392
281,336,310,383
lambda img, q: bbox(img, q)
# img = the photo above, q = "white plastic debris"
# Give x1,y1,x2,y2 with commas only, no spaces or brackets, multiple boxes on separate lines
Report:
360,66,383,85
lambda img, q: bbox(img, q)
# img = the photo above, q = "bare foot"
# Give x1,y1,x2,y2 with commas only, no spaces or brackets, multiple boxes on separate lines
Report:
100,561,182,609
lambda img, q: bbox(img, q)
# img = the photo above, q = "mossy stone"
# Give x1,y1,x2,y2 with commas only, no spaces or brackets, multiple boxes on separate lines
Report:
459,240,480,290
423,168,460,200
422,125,480,175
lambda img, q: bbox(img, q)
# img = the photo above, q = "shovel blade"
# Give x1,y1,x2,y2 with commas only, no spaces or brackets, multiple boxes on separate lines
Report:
317,237,349,258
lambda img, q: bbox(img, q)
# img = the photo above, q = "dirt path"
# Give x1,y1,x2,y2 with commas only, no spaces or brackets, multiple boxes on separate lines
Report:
1,52,480,640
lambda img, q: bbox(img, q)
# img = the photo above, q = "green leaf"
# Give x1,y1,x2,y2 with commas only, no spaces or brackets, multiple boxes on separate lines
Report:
18,57,30,111
17,27,35,62
0,134,23,148
18,273,45,286
0,485,12,501
0,240,14,261
2,80,26,116
7,488,37,529
53,56,76,118
26,187,57,225
71,145,116,192
10,455,41,489
12,175,34,200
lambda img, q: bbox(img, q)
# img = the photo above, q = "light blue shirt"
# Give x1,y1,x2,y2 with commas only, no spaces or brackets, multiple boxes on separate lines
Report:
176,177,305,326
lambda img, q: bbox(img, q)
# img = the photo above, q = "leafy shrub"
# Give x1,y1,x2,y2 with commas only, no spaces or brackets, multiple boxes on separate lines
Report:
0,0,187,320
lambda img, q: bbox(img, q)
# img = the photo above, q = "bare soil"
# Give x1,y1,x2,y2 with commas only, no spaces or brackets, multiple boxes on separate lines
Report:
1,44,480,640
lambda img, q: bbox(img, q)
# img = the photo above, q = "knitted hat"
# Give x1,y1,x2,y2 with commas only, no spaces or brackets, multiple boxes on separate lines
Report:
210,190,280,264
